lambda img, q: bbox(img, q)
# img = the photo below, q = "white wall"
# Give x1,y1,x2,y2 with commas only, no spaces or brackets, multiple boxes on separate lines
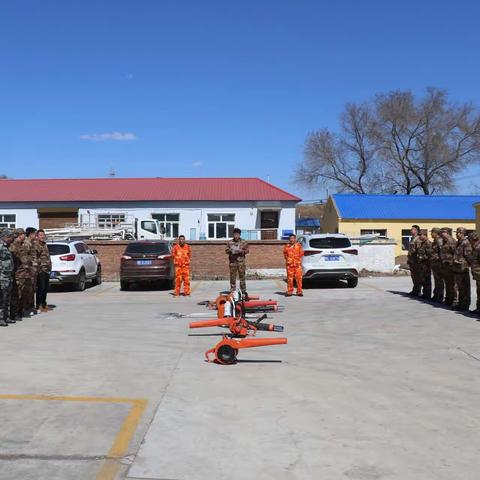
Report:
0,208,38,229
355,241,396,273
0,200,297,239
76,201,297,240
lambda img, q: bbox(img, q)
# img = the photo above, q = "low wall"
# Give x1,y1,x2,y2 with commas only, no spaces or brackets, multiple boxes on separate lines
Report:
354,240,397,273
86,240,288,281
86,239,398,281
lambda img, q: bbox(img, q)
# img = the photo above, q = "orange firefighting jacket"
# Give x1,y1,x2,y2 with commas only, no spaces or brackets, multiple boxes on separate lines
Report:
283,242,304,268
172,243,192,268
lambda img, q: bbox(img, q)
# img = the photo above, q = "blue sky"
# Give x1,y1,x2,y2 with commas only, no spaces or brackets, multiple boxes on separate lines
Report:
1,0,480,200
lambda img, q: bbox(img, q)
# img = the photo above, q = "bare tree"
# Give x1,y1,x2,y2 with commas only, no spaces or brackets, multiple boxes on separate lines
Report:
297,88,480,194
375,88,480,194
296,103,390,193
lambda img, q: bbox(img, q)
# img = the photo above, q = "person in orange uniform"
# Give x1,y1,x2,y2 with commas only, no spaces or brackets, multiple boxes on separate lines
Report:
172,235,192,296
283,234,304,297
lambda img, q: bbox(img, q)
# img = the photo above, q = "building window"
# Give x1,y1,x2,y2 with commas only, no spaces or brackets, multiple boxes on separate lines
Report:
152,213,180,239
97,214,126,229
401,229,412,251
360,229,387,237
0,214,16,229
207,214,235,239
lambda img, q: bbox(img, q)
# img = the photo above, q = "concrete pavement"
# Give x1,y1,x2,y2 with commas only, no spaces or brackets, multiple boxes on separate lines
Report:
1,278,479,480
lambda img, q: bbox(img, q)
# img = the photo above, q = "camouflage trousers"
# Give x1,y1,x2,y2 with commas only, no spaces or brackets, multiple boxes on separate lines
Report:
11,275,33,318
417,262,432,297
442,264,456,306
431,262,444,302
0,278,13,321
229,261,247,294
454,271,471,310
410,262,431,296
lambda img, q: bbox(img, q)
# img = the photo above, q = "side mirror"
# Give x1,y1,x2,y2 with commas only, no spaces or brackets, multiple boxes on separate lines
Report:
91,249,98,255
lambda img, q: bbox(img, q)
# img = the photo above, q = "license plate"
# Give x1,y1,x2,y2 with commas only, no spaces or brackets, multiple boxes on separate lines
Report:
324,255,340,261
137,260,153,265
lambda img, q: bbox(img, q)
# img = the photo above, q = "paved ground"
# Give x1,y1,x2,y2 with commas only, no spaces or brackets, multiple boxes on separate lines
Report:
1,277,479,480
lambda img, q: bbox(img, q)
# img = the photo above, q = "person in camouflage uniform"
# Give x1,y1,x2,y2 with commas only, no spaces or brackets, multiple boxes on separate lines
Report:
407,225,423,296
440,227,457,307
452,227,472,312
430,227,444,302
416,229,432,299
225,228,249,297
0,229,15,326
35,229,52,312
25,227,38,313
467,232,480,315
10,228,34,319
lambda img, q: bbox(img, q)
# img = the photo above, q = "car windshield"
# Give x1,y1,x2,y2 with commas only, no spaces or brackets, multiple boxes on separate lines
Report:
309,237,351,249
125,243,169,255
47,244,70,256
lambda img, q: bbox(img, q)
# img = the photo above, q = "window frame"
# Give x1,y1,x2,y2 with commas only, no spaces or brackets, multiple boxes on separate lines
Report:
401,229,412,251
151,213,180,239
97,213,126,229
0,213,16,229
207,213,236,239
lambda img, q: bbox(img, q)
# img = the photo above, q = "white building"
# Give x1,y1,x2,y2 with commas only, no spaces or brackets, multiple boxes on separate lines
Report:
0,177,300,240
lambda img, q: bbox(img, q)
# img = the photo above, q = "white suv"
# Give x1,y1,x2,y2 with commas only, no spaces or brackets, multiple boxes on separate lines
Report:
300,234,359,287
47,241,102,291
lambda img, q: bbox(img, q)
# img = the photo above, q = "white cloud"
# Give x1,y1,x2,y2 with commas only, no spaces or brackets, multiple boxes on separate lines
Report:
80,132,138,142
191,161,203,167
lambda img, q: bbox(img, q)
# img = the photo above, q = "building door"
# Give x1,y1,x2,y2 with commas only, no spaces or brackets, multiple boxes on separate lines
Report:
260,211,279,240
38,209,79,229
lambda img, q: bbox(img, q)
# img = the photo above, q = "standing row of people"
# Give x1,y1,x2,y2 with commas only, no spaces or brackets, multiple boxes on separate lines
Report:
0,227,52,327
407,225,480,313
171,229,306,298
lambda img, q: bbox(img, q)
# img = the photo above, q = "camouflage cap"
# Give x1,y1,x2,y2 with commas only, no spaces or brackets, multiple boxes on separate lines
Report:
0,228,14,239
468,232,479,241
419,229,428,235
440,227,452,234
456,227,467,234
14,228,25,235
431,227,440,234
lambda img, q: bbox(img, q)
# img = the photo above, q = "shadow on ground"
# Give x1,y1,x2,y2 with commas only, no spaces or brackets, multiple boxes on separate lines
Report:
388,290,480,321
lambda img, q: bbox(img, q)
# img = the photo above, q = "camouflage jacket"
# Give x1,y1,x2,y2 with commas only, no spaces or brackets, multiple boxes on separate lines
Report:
10,239,32,278
407,235,423,265
439,235,456,266
0,240,14,283
417,239,432,262
226,238,249,263
453,238,472,273
430,237,443,264
469,241,480,279
24,238,37,271
35,240,52,273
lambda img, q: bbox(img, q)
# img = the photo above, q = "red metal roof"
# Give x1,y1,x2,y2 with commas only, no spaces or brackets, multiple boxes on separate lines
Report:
0,178,300,202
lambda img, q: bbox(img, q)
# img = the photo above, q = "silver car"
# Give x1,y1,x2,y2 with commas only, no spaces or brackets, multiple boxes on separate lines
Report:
300,234,359,287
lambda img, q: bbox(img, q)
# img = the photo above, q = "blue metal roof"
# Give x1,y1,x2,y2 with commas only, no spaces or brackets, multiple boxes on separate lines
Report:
332,194,480,220
296,217,321,227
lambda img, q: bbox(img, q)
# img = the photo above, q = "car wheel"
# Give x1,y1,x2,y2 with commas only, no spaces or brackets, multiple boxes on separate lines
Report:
347,277,358,288
76,270,86,292
120,280,130,291
92,266,102,286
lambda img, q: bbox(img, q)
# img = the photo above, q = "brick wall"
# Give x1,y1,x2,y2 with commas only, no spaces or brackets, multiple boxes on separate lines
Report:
87,240,288,281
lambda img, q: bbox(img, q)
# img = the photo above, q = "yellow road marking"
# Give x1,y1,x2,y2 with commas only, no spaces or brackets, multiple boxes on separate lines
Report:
0,394,147,480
